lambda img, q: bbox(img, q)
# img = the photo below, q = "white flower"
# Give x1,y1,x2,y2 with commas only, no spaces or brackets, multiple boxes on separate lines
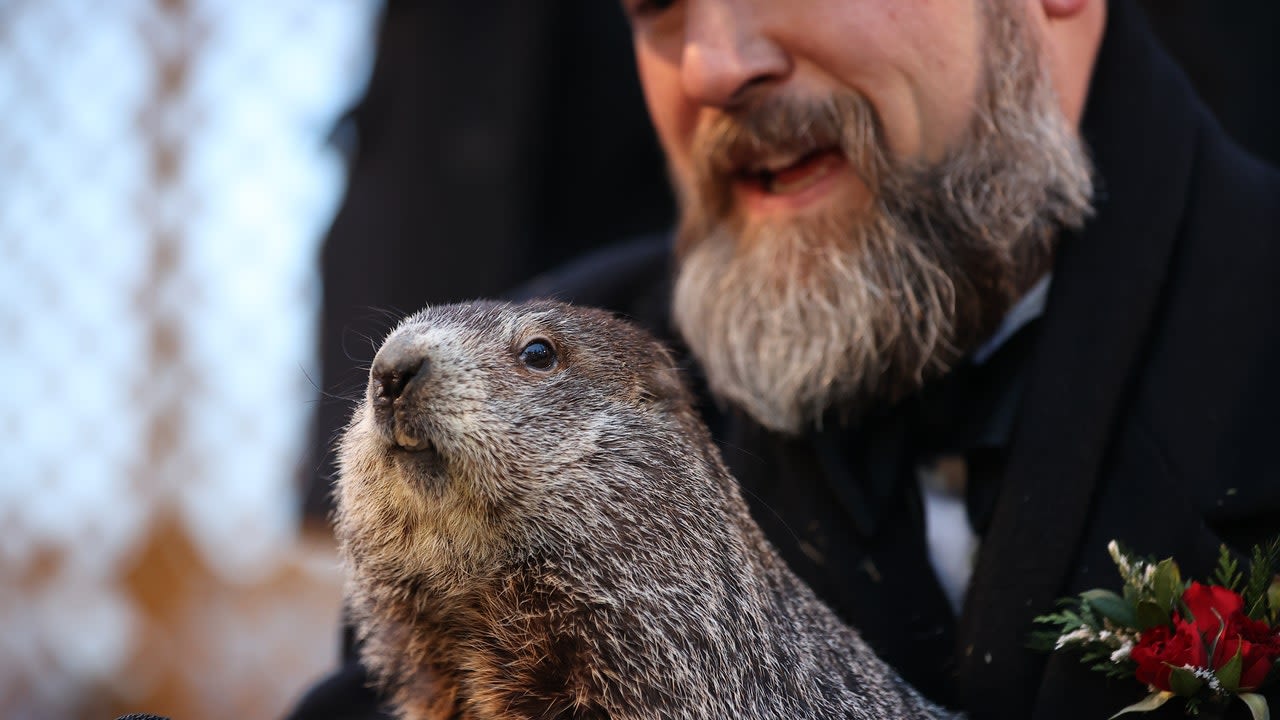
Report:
1108,541,1130,577
1110,640,1134,663
1055,627,1097,650
1107,539,1160,591
1187,665,1223,693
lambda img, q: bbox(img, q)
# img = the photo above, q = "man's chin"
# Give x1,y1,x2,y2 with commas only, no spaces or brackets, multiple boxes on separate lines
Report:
672,214,953,436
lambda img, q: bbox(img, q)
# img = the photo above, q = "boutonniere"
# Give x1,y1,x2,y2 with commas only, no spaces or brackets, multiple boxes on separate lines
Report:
1033,539,1280,719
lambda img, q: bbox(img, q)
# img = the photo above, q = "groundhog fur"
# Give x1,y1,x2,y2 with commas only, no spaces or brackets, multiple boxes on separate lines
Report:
336,300,959,720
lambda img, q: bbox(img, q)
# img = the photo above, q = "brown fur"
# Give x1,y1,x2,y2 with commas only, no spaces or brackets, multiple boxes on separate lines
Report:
335,300,959,720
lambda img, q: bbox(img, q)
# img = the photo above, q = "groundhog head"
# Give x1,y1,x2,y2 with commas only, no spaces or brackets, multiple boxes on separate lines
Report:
335,300,708,594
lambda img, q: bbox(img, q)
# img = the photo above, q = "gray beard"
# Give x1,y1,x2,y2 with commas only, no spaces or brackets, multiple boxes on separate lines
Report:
671,9,1094,435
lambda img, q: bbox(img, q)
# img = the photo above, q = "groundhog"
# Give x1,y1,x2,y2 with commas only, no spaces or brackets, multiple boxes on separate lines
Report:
335,300,959,720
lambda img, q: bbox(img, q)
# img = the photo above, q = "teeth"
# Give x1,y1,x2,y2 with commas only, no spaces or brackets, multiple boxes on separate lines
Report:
748,152,809,175
394,425,430,451
765,156,837,194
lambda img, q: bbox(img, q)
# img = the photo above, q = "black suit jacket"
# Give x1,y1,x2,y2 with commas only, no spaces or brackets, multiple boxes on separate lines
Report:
289,3,1280,719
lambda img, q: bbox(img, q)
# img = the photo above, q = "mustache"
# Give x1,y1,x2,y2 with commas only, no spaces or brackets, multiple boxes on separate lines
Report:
692,93,889,192
677,92,893,258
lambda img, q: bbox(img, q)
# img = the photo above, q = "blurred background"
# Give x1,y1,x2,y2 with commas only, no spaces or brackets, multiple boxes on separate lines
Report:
0,1,380,718
0,1,1275,719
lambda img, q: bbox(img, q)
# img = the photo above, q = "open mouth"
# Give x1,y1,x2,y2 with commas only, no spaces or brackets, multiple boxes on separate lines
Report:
734,147,847,197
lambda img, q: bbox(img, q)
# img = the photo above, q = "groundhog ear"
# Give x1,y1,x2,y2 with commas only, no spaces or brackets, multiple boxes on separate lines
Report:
636,350,691,406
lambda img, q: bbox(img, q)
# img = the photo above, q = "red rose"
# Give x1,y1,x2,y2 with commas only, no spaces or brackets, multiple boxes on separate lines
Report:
1181,582,1280,691
1132,618,1207,693
1220,614,1280,690
1182,582,1244,634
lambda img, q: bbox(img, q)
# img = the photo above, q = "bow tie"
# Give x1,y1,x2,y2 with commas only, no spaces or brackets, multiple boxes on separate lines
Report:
810,319,1042,540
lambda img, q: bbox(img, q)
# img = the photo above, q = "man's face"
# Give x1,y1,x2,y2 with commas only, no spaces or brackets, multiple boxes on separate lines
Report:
627,0,986,222
623,0,1095,434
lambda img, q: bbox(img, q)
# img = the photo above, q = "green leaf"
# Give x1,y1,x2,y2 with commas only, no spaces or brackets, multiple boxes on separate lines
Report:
1214,544,1244,592
1030,602,1096,652
1244,538,1280,621
1083,589,1139,627
1123,583,1139,604
1238,693,1271,720
1268,577,1280,625
1109,691,1175,719
1167,666,1204,697
1218,647,1244,693
1152,558,1184,612
1135,601,1170,631
1027,631,1059,652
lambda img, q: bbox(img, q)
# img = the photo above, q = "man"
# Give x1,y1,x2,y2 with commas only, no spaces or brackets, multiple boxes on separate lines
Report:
291,1,1280,718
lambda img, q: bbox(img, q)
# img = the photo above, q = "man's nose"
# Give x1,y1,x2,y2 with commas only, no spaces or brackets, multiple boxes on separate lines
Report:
680,1,788,109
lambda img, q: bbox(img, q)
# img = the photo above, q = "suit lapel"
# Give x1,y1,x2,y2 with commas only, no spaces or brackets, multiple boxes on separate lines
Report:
955,2,1206,716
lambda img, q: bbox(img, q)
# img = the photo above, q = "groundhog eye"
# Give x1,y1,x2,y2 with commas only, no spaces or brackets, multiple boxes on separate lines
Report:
519,340,557,371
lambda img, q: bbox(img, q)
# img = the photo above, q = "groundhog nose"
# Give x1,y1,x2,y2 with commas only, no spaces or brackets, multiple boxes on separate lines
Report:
371,336,429,404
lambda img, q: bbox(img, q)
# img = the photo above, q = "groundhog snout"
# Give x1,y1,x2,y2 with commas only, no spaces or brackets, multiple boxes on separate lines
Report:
369,333,438,452
371,333,430,405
